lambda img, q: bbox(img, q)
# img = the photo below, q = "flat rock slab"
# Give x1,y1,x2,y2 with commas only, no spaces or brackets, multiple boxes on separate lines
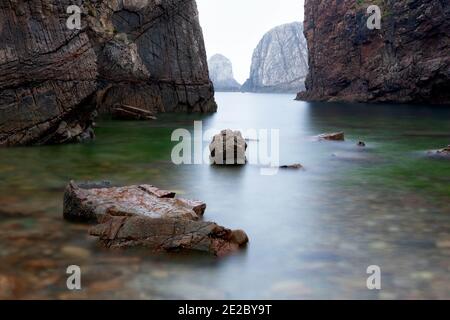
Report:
89,215,248,257
63,181,205,223
64,181,248,256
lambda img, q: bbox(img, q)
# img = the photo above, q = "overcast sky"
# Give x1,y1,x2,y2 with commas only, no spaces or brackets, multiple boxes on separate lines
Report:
197,0,305,84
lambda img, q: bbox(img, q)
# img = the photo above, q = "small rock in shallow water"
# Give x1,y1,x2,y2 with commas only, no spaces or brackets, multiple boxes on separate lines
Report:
314,132,345,141
427,145,450,158
61,246,91,259
230,230,249,246
357,141,366,147
370,241,388,250
436,239,450,248
280,163,304,170
410,271,434,280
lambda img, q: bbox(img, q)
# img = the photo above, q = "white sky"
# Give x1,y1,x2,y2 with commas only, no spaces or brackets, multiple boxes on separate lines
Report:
197,0,305,84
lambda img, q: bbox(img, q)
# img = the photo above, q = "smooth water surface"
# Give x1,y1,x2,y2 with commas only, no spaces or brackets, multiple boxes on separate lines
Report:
0,93,449,299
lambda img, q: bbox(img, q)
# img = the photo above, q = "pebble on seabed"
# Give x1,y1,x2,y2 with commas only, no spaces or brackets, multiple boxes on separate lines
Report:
61,246,91,259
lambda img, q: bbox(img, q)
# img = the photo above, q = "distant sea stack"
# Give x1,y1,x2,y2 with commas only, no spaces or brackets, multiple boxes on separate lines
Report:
0,0,216,147
241,22,308,93
297,0,450,104
208,54,241,92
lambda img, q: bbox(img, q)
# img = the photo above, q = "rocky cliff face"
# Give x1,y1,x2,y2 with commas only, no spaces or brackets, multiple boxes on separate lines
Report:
242,22,309,93
0,0,216,146
208,54,241,92
297,0,450,104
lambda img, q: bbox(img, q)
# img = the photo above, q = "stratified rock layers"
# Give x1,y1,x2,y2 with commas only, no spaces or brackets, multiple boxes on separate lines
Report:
242,22,309,93
0,0,217,146
64,181,249,256
297,0,450,104
208,54,241,92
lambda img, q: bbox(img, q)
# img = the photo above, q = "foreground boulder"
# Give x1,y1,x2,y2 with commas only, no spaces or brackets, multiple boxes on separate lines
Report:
63,181,248,256
209,130,247,165
90,215,248,257
314,132,345,141
64,181,205,222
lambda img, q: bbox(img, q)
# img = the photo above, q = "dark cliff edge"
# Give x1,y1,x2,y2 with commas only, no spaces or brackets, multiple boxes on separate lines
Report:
0,0,217,147
297,0,450,104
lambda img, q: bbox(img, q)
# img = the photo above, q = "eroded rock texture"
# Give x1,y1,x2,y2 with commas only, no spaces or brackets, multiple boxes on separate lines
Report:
0,0,98,146
63,181,206,222
209,129,247,165
208,54,241,92
0,0,216,146
297,0,450,104
242,22,309,93
90,215,248,256
64,181,248,256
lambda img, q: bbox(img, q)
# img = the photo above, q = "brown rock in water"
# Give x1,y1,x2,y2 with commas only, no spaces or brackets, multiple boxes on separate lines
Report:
64,181,248,256
209,129,247,165
0,0,216,146
428,145,450,158
357,141,366,147
280,164,304,170
63,181,205,223
297,0,450,104
314,132,345,141
89,215,248,257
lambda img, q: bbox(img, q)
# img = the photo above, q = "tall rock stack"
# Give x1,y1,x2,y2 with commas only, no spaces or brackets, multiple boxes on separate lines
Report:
0,0,217,146
297,0,450,104
208,54,241,92
242,22,309,93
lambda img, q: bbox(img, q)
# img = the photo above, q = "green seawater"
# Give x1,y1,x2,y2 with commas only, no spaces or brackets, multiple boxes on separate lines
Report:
0,92,449,299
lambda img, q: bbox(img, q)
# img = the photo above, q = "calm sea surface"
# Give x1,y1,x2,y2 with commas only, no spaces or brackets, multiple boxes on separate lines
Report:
0,92,449,299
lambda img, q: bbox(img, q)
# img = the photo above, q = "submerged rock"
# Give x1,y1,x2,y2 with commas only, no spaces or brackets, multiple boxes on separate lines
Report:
209,130,247,165
63,181,205,222
357,141,366,147
280,164,304,170
63,181,248,256
314,132,345,141
427,145,450,158
89,215,248,256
